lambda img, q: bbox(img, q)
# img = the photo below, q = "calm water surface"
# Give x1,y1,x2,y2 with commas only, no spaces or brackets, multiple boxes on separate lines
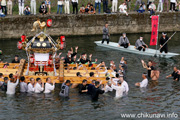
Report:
0,33,180,120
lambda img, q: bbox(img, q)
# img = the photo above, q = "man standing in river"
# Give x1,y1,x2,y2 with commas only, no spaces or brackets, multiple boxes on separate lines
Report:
102,23,110,44
151,67,160,80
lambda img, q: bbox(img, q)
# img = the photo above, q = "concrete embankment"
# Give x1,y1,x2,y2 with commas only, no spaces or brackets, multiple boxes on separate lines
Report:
0,12,179,39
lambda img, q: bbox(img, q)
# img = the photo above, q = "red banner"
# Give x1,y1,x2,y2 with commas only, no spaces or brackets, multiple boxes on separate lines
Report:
150,16,159,46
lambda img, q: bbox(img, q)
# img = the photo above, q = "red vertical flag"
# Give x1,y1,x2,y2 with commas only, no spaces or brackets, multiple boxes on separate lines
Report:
150,16,159,46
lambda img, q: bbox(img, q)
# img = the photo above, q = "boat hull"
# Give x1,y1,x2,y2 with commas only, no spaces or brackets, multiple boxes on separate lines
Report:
94,41,179,58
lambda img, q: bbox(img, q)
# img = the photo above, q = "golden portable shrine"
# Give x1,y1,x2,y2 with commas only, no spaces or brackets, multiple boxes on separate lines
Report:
0,20,110,84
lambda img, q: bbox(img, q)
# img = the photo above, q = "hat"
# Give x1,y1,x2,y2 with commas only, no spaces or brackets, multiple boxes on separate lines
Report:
162,32,167,35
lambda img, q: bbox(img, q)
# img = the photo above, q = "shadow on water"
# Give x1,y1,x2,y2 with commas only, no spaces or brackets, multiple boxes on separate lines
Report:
0,32,180,119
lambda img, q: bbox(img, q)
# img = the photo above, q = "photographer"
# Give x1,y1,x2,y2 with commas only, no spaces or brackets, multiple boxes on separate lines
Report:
23,5,30,15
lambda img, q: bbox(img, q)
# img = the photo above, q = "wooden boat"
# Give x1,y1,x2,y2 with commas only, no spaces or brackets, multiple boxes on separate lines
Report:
94,41,179,58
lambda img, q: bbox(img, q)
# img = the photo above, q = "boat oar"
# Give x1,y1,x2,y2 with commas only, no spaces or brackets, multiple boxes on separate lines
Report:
154,32,176,57
159,32,176,51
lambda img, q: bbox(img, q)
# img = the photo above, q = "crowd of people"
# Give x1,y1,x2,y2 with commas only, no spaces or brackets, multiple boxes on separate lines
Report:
0,46,179,101
1,0,180,17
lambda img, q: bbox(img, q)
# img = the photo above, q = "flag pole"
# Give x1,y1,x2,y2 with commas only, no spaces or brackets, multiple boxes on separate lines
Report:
154,15,159,57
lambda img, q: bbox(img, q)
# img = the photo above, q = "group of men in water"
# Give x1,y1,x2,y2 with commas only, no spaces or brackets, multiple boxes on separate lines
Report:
0,40,179,101
102,23,170,53
0,53,179,101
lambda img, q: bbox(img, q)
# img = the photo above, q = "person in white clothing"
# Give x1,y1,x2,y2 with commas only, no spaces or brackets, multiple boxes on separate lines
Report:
27,78,35,93
135,73,148,88
20,76,28,92
31,0,36,15
170,0,176,11
6,74,19,95
64,0,70,14
119,77,129,94
1,0,7,15
112,0,118,12
7,0,12,15
111,79,124,98
34,78,44,93
112,73,120,85
44,77,55,94
18,0,24,15
104,81,113,93
119,2,128,16
157,0,163,12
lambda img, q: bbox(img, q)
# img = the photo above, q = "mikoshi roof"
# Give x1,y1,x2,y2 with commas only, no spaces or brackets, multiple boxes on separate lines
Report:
25,32,57,51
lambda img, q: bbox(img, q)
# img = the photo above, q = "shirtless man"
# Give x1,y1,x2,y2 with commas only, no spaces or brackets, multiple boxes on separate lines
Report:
150,67,160,80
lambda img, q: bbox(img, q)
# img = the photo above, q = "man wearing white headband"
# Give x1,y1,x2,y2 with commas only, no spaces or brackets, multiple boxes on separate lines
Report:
160,32,170,53
135,73,148,88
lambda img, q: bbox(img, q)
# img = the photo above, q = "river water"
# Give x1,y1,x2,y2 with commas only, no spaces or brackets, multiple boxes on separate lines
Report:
0,33,180,120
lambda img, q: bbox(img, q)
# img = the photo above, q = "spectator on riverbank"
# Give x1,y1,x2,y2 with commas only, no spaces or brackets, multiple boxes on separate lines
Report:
125,0,131,11
95,0,101,13
30,0,36,15
72,0,78,14
134,0,141,11
57,0,64,14
45,0,51,14
64,0,70,14
88,4,95,14
80,4,85,14
169,0,176,12
85,3,90,13
1,0,7,15
177,2,180,11
157,0,163,12
149,2,156,15
103,0,108,13
147,0,154,10
137,3,146,13
0,5,5,17
112,0,118,13
119,2,128,16
24,5,31,15
7,0,12,15
164,0,169,12
39,2,47,15
18,0,24,15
